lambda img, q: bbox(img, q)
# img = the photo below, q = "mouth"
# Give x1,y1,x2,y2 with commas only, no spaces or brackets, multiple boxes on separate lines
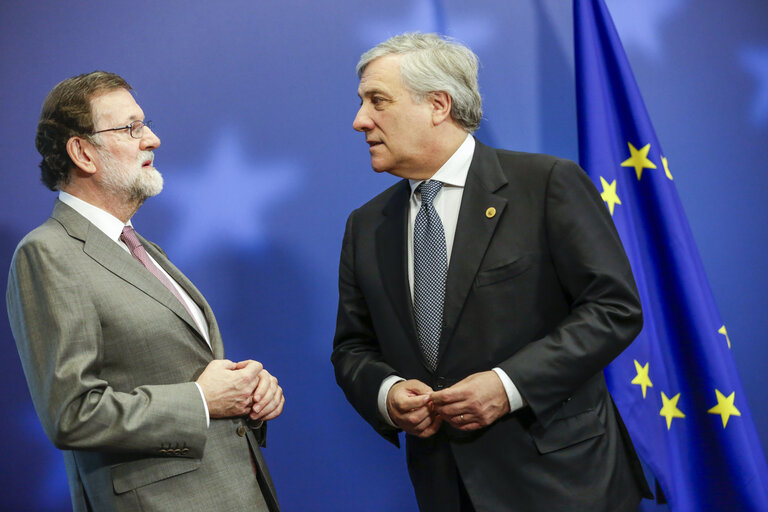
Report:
141,158,154,168
366,140,382,149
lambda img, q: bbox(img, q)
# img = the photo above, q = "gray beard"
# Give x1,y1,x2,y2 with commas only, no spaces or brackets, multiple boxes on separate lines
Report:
98,149,164,203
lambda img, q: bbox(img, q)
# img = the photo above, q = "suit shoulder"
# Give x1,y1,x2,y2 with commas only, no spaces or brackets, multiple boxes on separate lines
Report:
493,147,580,175
14,217,69,249
10,217,77,266
349,179,409,216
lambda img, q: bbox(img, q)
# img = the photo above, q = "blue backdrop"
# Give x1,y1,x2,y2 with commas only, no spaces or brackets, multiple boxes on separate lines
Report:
1,1,766,510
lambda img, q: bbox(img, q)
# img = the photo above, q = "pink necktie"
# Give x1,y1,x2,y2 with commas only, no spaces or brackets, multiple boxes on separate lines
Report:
120,225,195,320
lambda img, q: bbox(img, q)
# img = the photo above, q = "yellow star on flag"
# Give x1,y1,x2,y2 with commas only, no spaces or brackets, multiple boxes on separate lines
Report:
661,155,673,180
621,142,657,180
718,325,731,349
660,391,685,429
630,360,653,398
599,177,622,215
708,389,741,428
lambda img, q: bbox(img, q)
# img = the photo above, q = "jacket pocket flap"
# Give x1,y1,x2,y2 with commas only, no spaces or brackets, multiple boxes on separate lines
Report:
475,254,535,287
112,458,201,494
530,409,605,454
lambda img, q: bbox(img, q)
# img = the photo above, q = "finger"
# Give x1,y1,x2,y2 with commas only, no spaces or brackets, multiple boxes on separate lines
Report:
412,411,437,432
253,385,281,418
430,388,465,406
393,405,431,428
392,393,431,412
252,388,284,420
239,361,264,384
419,416,443,437
214,359,236,370
259,394,285,421
432,400,470,417
414,415,444,438
252,371,273,401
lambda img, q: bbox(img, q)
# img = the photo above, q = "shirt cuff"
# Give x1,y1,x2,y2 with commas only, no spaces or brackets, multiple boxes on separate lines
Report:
378,375,406,428
194,382,210,428
492,367,524,413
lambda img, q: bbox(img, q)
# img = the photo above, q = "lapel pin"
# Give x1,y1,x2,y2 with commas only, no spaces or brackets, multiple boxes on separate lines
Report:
485,207,496,219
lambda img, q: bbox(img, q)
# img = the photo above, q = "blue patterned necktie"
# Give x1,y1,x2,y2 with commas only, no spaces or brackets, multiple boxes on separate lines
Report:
413,180,447,371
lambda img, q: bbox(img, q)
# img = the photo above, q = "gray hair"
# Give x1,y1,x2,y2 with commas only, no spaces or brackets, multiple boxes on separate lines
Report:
357,32,482,132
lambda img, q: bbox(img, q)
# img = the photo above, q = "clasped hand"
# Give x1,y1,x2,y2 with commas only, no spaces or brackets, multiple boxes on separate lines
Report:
386,371,509,437
196,359,285,421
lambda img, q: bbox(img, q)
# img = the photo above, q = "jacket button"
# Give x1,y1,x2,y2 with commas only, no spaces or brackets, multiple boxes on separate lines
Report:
236,425,247,437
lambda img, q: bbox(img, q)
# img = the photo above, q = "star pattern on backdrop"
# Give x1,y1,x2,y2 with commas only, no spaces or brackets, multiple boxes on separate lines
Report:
630,359,653,398
357,0,492,53
659,391,685,429
605,0,687,60
708,389,741,428
158,133,299,266
599,176,621,215
740,46,768,126
621,142,657,180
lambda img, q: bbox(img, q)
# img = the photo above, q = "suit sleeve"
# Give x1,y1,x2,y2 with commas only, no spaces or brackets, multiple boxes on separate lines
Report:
331,211,400,444
6,237,209,458
499,159,642,427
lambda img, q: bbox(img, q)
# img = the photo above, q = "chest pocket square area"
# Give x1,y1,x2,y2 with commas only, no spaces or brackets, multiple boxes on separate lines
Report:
475,254,537,287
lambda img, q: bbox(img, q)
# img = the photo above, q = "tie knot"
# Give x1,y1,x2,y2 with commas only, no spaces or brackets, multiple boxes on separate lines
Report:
418,180,443,206
120,225,142,252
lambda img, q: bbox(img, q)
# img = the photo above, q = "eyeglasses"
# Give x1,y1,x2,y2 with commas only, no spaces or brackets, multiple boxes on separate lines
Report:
92,120,153,139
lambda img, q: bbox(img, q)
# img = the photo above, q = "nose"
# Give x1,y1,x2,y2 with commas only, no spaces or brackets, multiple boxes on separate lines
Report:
353,105,372,132
140,126,161,150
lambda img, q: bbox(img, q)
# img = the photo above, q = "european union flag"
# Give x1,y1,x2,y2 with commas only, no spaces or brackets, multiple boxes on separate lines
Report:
574,0,768,509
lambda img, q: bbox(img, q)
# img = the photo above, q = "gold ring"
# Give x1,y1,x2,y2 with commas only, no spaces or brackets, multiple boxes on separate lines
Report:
460,414,464,422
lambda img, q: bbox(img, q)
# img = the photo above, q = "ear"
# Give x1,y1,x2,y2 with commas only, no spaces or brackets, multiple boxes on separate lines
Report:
66,136,98,175
429,91,453,125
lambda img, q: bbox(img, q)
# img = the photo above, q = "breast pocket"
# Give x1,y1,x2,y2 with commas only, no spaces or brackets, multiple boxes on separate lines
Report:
475,254,537,287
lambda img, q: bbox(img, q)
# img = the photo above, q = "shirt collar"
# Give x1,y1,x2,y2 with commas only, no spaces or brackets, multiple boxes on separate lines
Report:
409,133,475,197
58,191,132,242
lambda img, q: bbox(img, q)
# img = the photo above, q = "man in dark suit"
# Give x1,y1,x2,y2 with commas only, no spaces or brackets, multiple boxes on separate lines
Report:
331,33,651,512
7,71,284,511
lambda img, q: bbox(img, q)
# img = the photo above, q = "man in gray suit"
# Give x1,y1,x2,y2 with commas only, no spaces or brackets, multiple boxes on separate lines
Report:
7,71,284,512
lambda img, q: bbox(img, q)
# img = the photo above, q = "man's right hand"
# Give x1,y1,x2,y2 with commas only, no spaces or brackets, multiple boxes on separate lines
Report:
196,359,263,418
386,379,442,438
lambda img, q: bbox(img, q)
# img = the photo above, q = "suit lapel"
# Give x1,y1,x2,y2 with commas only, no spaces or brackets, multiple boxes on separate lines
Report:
438,141,508,363
375,181,419,347
141,238,224,358
51,201,212,352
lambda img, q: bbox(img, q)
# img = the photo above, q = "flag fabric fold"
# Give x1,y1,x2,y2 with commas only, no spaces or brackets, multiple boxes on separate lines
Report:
573,0,768,509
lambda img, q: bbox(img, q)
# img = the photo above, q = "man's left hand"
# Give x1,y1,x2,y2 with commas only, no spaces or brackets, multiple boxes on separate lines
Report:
236,363,284,422
430,371,510,431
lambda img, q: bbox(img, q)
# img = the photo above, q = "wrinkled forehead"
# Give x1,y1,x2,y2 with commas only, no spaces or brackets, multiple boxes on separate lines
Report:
357,55,404,95
89,88,144,128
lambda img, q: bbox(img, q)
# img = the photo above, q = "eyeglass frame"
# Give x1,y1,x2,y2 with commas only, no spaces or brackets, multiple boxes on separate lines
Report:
92,120,153,139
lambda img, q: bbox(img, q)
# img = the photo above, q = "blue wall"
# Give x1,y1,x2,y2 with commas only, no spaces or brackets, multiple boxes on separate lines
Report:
1,1,765,510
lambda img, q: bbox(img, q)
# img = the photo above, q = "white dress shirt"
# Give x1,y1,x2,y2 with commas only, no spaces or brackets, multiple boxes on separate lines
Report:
58,191,212,424
377,135,525,427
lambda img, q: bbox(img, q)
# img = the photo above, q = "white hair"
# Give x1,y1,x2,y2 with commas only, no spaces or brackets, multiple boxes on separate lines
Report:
357,32,483,132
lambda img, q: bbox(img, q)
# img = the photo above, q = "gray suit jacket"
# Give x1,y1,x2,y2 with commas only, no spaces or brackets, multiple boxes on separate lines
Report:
7,200,279,512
